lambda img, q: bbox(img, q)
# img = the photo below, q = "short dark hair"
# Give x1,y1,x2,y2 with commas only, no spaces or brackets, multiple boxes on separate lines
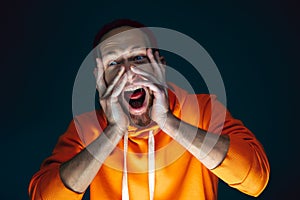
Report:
93,19,157,49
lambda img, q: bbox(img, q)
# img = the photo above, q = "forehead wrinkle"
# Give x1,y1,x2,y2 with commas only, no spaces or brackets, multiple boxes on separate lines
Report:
102,45,146,60
100,30,150,56
129,45,145,53
100,41,121,56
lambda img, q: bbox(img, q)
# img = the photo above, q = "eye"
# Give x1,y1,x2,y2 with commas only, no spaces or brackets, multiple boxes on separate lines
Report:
134,55,146,63
135,55,144,60
108,60,118,66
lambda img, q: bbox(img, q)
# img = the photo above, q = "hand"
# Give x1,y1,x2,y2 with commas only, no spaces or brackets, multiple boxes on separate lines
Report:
94,58,129,133
131,49,170,129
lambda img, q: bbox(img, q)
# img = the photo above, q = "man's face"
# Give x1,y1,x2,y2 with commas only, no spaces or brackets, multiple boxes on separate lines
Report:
99,26,156,127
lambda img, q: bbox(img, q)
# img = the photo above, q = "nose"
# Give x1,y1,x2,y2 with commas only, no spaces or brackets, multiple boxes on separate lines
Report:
123,60,136,83
123,60,135,71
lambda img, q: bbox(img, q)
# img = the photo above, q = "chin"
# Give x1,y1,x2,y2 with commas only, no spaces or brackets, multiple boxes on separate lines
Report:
121,86,153,127
130,112,152,127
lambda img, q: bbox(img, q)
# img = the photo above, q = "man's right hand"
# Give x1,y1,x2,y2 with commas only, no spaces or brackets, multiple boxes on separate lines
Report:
94,58,129,133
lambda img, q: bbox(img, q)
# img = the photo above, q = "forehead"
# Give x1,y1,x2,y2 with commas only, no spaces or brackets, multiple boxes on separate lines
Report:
99,26,150,57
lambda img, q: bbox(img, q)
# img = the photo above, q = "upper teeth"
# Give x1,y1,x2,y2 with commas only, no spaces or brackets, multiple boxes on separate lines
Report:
124,86,142,92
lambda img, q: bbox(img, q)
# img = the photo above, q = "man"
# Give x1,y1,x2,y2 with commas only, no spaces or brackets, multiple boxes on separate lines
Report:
29,19,270,200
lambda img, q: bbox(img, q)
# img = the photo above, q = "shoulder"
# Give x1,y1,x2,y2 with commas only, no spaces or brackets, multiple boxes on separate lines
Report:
72,109,107,146
167,82,216,111
167,82,220,127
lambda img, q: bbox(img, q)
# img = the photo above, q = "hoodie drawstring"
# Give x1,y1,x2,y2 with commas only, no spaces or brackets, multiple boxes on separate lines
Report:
122,130,155,200
148,130,155,200
122,132,129,200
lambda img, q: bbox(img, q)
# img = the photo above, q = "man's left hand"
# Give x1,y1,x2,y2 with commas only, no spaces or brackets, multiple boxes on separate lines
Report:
131,48,170,129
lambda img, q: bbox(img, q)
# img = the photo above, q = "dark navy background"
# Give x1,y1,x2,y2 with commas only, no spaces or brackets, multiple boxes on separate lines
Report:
1,0,299,199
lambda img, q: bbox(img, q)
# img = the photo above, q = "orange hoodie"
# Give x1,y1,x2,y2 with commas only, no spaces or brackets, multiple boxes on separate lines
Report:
29,84,270,200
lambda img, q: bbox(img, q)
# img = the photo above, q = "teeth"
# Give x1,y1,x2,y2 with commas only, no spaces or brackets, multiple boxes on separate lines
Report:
124,86,142,92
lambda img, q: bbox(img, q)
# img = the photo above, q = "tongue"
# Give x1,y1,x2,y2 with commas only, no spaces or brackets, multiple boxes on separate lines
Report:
125,89,145,100
130,90,144,99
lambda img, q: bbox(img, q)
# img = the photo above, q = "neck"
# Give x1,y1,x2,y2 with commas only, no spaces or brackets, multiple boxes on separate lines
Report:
128,121,159,138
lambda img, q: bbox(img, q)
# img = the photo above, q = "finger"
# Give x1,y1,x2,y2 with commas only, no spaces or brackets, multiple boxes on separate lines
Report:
132,81,164,95
132,68,168,89
154,51,166,78
96,58,104,80
95,70,106,95
147,49,165,82
102,66,125,98
95,58,107,95
94,67,105,86
155,50,165,65
131,67,161,85
93,67,98,79
99,99,107,113
150,50,168,95
111,73,128,98
96,58,108,86
93,68,99,88
96,58,104,69
147,49,161,72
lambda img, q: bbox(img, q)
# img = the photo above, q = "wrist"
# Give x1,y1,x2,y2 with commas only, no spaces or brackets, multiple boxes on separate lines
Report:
105,124,126,140
161,112,180,137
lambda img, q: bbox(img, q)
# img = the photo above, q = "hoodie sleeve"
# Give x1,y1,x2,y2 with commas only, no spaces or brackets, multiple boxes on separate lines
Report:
28,120,85,200
203,95,270,197
180,92,270,197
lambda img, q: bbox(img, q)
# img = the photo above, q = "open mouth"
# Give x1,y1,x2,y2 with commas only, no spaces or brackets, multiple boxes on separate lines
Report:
124,87,146,109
